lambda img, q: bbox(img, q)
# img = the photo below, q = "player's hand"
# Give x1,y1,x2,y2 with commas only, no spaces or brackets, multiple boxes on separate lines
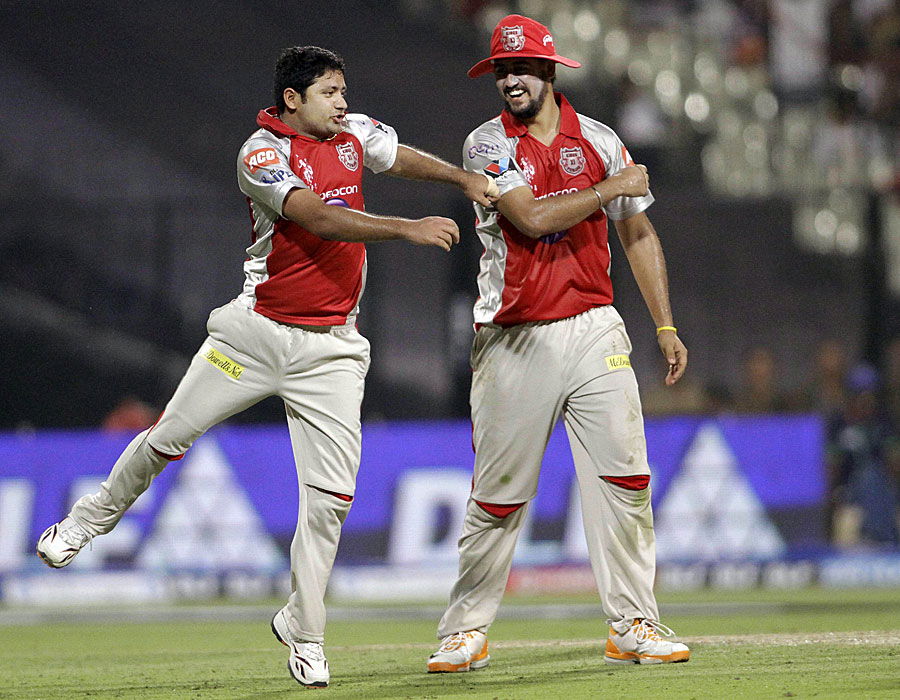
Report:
403,216,460,251
658,329,687,386
614,164,650,198
461,172,500,207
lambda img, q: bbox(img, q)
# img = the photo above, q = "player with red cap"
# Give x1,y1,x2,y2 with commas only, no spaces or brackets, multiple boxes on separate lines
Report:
427,14,691,672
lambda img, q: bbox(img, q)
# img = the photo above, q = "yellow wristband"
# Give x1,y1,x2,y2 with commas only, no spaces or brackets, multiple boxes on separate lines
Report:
590,185,604,208
656,325,677,335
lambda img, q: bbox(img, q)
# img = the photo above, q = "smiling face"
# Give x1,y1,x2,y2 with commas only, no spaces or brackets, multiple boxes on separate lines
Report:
493,57,554,121
281,69,348,140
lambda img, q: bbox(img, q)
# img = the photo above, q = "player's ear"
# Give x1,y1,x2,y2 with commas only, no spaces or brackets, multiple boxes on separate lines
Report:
283,87,305,111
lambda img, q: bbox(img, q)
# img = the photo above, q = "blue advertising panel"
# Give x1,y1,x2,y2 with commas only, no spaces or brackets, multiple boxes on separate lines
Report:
0,416,826,585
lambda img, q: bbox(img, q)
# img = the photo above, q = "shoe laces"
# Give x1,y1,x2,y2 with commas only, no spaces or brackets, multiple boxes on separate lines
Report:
59,520,92,548
298,642,325,662
633,619,675,643
438,631,476,653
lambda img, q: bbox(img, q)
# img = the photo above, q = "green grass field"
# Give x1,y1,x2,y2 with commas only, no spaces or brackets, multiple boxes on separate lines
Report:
2,588,898,699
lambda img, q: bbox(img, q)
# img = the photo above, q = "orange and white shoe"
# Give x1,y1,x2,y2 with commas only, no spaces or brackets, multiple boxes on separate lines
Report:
604,618,690,665
427,630,490,673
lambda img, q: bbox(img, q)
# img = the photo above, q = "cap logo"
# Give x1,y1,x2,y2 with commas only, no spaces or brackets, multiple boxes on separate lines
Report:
542,34,553,47
559,146,586,176
500,25,526,52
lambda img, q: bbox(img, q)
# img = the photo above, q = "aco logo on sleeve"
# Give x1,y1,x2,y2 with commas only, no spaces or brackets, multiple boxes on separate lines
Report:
243,148,279,173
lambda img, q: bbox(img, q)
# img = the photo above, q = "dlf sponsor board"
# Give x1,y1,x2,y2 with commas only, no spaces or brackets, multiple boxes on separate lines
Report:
0,417,840,601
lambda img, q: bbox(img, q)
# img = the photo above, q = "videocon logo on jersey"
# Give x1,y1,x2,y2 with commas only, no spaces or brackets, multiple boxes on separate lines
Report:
322,184,358,208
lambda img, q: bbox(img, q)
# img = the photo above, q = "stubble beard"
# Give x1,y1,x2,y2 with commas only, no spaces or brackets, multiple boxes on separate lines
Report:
504,82,549,121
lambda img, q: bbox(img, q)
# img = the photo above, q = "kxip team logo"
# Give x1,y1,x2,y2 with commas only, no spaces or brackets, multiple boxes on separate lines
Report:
500,25,525,51
559,146,585,176
336,142,359,171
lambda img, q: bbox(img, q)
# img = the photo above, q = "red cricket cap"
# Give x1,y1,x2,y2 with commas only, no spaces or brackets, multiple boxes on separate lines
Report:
468,14,582,78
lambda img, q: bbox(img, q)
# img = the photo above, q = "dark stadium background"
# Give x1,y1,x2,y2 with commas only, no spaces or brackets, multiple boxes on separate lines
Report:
3,0,896,429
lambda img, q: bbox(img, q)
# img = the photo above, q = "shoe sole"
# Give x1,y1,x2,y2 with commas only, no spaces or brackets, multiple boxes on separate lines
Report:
271,610,329,688
427,655,490,673
604,651,691,665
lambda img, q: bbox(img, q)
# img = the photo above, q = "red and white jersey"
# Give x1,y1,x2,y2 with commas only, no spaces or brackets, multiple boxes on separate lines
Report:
463,93,653,326
236,107,398,325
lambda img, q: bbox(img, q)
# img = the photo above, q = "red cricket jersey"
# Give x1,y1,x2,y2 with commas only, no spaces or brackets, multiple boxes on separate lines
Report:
235,107,398,325
463,93,654,326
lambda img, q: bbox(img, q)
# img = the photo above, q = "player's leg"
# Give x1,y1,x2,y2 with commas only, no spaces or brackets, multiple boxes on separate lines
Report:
272,325,368,687
431,323,563,671
38,302,279,567
562,306,688,663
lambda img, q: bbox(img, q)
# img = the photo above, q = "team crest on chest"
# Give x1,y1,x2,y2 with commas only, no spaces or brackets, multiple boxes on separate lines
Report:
501,25,525,52
336,141,359,171
559,146,586,176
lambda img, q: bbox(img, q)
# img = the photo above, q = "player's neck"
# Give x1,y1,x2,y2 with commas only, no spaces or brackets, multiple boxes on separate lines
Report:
279,110,332,141
524,94,560,147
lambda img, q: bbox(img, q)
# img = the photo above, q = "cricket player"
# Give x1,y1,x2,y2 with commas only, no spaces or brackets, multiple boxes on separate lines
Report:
426,15,691,672
36,45,498,689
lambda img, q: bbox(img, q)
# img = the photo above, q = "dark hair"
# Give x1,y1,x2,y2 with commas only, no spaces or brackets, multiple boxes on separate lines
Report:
274,46,345,112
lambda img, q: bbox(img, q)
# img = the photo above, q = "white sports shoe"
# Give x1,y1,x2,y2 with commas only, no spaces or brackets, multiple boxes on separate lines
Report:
36,517,92,568
604,618,690,665
427,630,490,673
271,606,329,688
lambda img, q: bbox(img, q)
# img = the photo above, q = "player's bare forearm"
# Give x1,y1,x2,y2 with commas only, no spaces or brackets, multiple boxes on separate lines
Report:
388,145,497,206
496,165,648,239
496,186,601,238
615,213,687,385
282,187,459,250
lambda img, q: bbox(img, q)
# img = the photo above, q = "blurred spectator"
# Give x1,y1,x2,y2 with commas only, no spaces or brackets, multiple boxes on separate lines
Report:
884,335,900,428
102,395,157,432
792,338,850,421
616,78,667,176
734,346,789,413
827,363,899,546
641,375,711,416
867,0,900,130
769,0,831,104
812,86,887,188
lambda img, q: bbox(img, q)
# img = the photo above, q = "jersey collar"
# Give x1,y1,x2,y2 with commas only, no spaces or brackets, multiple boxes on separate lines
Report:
500,92,581,139
257,107,297,137
256,106,337,143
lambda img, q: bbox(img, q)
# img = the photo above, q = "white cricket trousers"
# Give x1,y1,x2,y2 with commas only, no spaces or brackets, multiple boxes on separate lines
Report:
70,299,369,642
437,306,659,638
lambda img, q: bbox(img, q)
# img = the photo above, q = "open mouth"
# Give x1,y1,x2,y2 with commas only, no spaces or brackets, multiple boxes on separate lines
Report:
505,88,527,99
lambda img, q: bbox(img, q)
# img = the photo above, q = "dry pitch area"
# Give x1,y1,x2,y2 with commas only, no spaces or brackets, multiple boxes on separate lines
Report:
0,588,897,699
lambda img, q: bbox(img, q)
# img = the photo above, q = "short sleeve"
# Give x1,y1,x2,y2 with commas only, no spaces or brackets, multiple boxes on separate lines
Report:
462,126,529,196
343,114,398,173
599,133,654,221
236,135,307,216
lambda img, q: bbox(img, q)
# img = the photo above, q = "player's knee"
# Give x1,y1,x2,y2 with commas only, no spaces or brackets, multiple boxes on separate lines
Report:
601,475,650,491
310,485,353,503
148,444,185,461
474,499,525,518
146,411,203,459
